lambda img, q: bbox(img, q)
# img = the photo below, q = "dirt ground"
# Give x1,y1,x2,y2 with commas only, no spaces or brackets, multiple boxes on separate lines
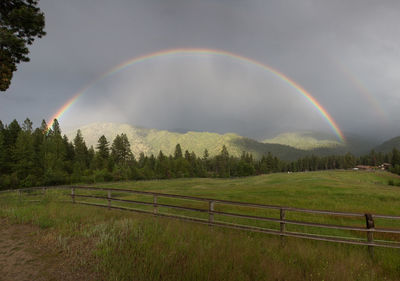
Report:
0,219,95,281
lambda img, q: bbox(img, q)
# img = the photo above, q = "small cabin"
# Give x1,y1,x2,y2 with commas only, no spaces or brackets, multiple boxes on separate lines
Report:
354,165,375,171
379,163,392,170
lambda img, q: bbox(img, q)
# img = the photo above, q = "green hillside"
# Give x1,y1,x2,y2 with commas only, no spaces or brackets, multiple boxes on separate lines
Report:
66,122,308,160
65,123,375,161
263,132,342,150
264,131,376,156
374,136,400,153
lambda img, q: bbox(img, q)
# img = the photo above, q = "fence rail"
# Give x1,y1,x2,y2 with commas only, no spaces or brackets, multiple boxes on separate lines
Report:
2,186,400,253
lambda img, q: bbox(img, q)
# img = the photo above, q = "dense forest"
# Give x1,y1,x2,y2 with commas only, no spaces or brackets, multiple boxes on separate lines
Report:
0,118,400,190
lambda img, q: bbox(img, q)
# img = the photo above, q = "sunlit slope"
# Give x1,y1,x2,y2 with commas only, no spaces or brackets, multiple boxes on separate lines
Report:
263,132,342,150
65,123,375,160
65,123,305,160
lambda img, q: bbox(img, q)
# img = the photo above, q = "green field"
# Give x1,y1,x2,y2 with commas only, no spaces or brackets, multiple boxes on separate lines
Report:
1,170,400,280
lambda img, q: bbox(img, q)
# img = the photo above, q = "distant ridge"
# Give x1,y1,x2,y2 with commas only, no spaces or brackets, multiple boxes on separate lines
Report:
374,136,400,153
263,132,343,150
65,123,375,161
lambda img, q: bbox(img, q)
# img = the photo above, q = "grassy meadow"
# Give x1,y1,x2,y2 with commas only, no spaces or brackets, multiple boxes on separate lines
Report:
1,170,400,280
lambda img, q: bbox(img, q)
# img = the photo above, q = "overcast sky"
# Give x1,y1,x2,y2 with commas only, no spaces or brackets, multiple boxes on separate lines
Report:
1,0,400,141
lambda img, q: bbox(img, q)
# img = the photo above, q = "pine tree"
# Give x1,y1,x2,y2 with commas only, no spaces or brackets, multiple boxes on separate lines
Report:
203,149,209,160
88,146,95,169
50,119,61,136
111,134,132,166
22,118,33,132
96,135,110,159
39,119,48,133
62,135,74,174
216,145,230,177
155,150,170,179
49,119,65,162
74,129,89,169
138,152,146,168
184,150,191,161
4,119,21,147
392,148,400,166
13,128,35,185
0,0,46,91
174,144,183,159
0,130,5,174
30,127,45,180
344,152,356,169
95,135,110,170
2,119,21,173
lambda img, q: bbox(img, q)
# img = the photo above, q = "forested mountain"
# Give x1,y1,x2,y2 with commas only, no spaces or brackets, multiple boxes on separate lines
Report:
66,123,375,161
65,123,304,161
1,118,399,189
263,132,343,150
263,131,376,155
374,136,400,153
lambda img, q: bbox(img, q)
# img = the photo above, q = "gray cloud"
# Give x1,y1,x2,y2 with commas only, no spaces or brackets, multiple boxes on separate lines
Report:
1,0,399,142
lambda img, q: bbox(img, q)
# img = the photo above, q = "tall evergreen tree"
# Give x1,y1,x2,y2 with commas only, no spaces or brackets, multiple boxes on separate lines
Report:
96,135,110,159
0,130,5,174
62,135,74,174
49,119,65,161
216,145,230,177
39,119,47,133
174,143,183,159
13,127,35,184
202,149,209,160
22,118,33,132
4,119,21,147
94,135,110,170
0,0,46,91
392,148,400,166
111,133,132,166
73,129,89,169
2,119,21,173
42,119,67,185
50,119,61,136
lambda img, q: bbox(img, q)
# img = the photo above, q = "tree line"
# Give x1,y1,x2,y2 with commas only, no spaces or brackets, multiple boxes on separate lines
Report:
1,119,399,189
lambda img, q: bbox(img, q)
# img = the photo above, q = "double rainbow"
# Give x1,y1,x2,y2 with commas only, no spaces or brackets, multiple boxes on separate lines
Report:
337,63,387,122
47,48,346,142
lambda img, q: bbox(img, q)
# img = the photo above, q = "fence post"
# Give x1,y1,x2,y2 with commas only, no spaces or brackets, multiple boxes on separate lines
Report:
107,190,111,210
365,213,374,257
280,208,286,234
153,194,158,215
209,200,215,224
71,187,75,204
280,208,286,245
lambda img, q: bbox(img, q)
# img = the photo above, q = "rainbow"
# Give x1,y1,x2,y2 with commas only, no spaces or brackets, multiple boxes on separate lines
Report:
47,48,346,142
336,63,387,122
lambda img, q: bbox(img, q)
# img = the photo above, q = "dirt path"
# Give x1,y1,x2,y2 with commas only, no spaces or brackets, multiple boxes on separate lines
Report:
0,219,94,281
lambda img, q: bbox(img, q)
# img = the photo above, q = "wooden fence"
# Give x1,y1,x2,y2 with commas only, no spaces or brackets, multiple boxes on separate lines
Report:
2,186,400,253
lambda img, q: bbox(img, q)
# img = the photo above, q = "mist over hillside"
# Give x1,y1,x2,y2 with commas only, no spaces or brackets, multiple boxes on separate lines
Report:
65,123,378,161
374,136,400,153
263,132,343,150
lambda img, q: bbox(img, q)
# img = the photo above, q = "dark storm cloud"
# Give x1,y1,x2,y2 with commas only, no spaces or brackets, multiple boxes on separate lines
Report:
1,0,399,141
